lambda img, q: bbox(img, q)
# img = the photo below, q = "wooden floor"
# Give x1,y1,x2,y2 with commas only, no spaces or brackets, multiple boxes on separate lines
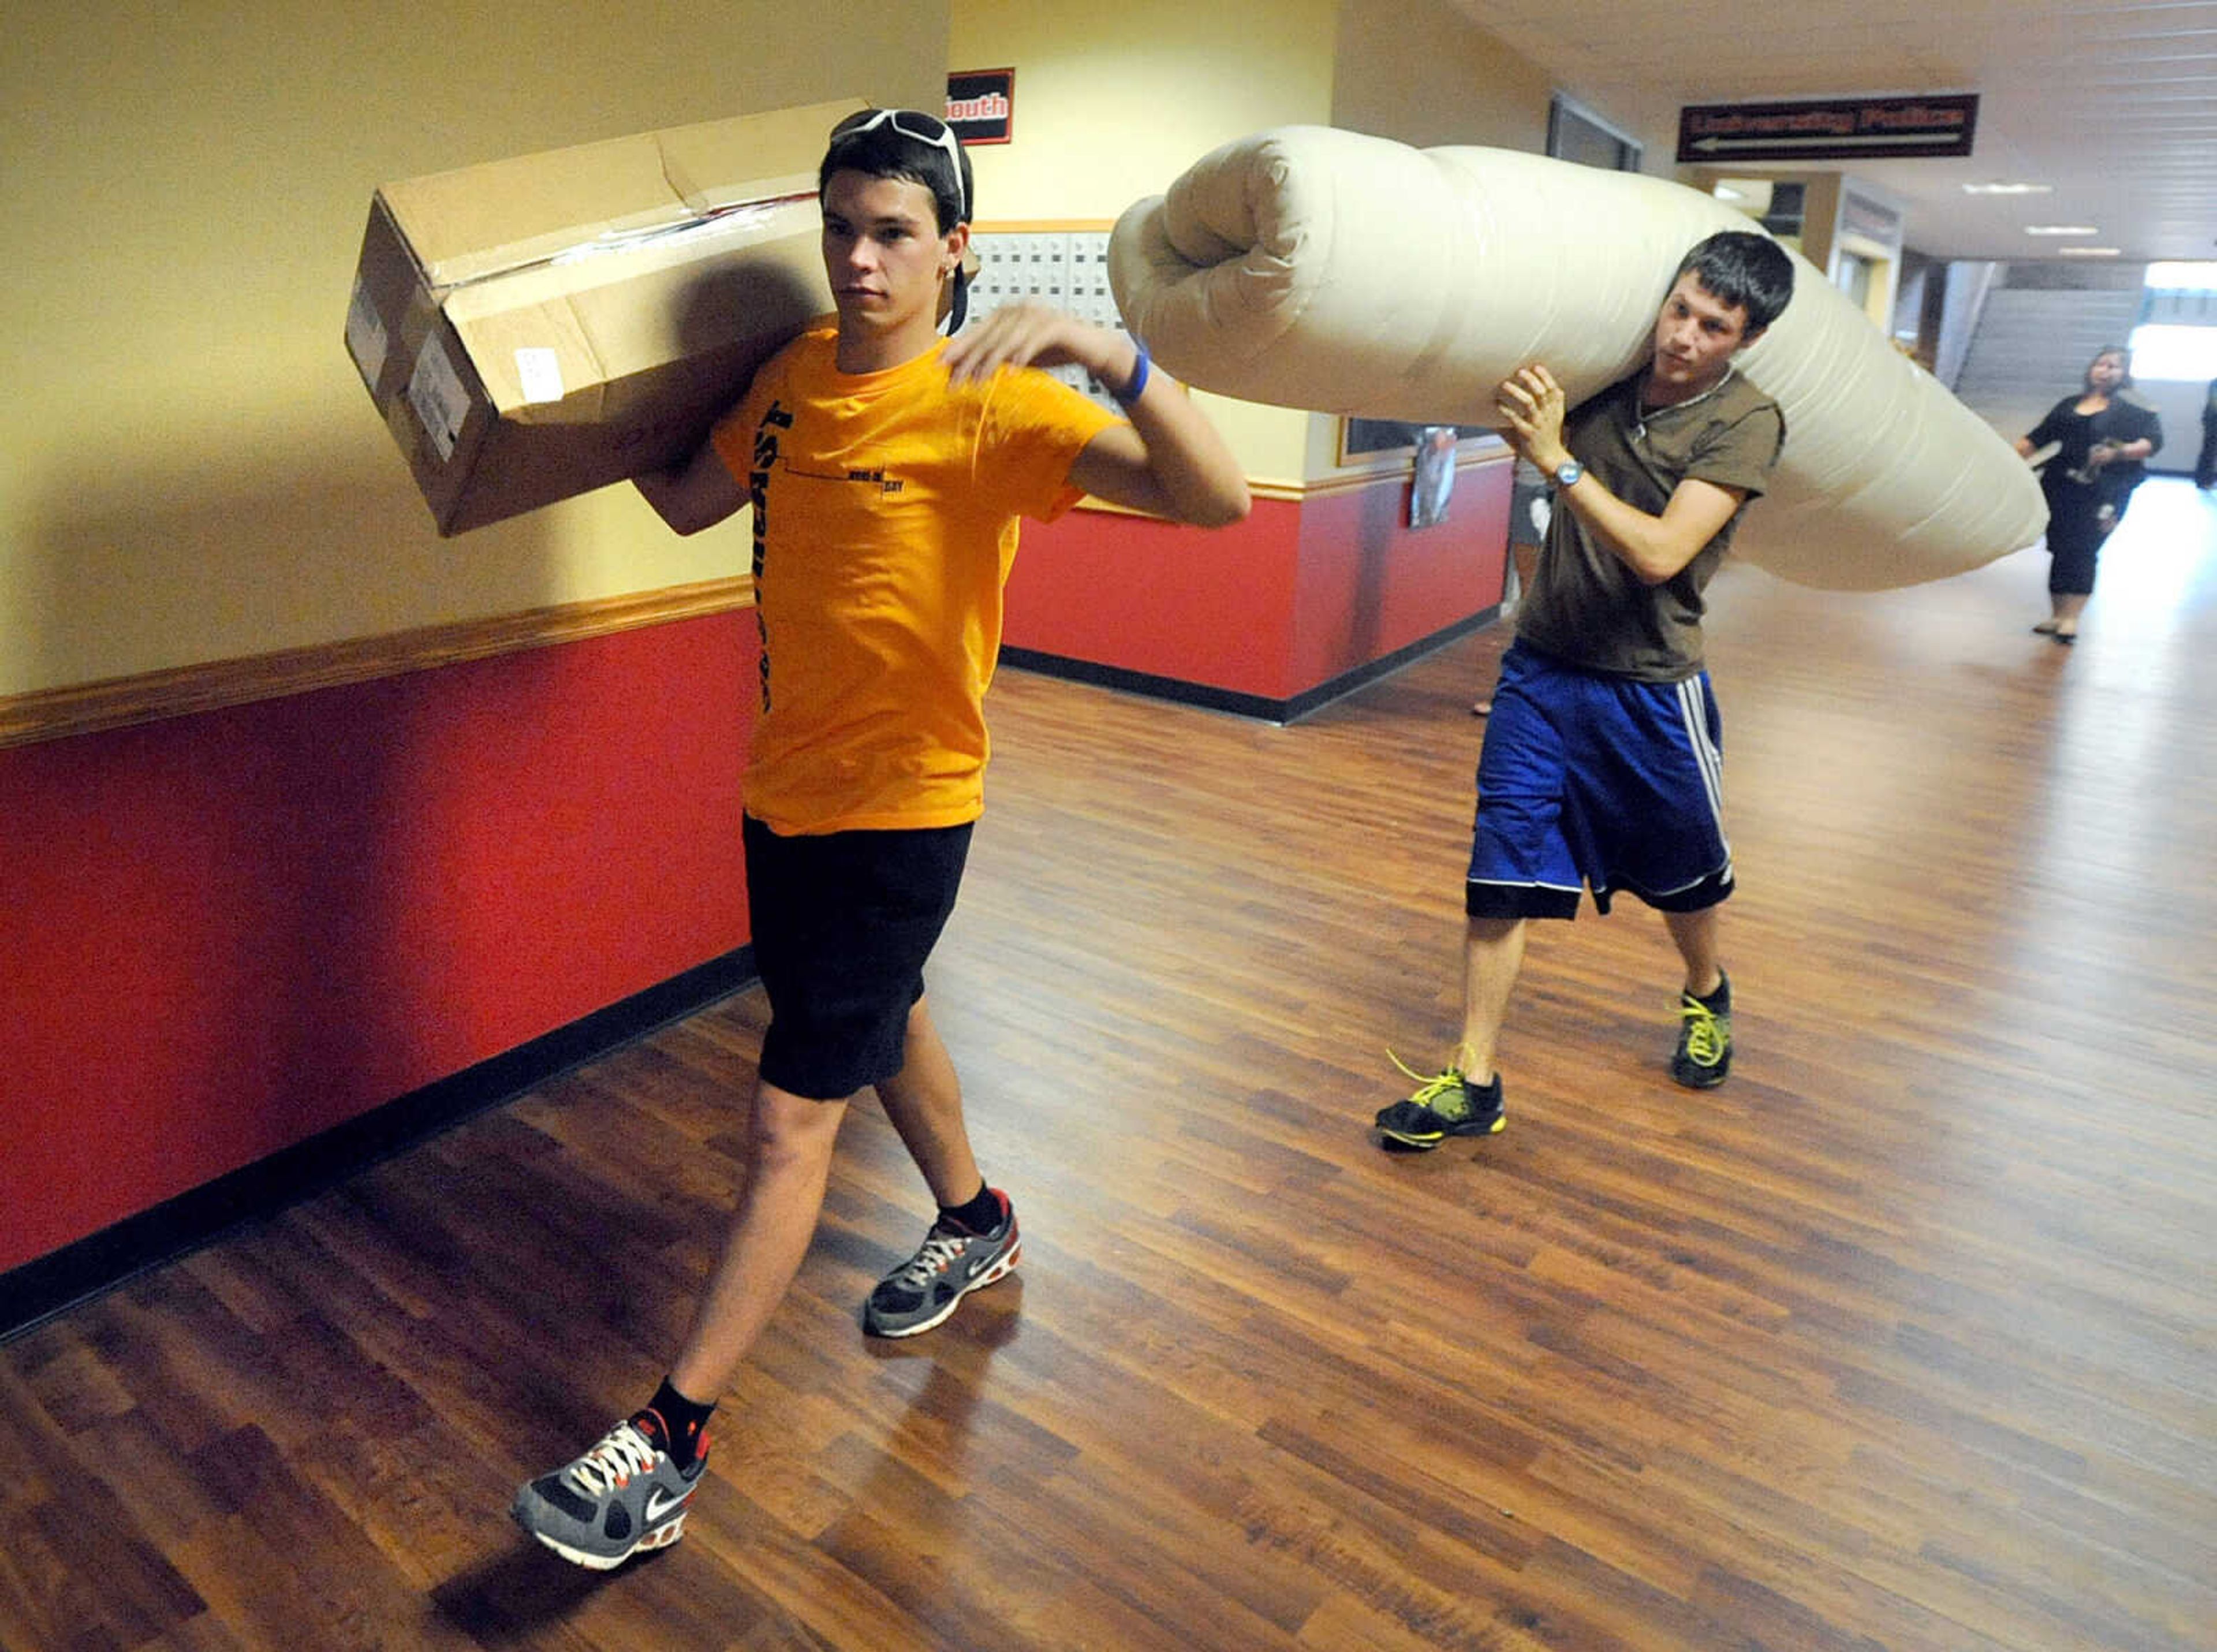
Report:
6,479,2215,1652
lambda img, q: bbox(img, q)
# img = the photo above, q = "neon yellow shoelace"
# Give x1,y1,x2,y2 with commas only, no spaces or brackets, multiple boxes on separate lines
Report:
1387,1050,1469,1114
1679,1001,1728,1064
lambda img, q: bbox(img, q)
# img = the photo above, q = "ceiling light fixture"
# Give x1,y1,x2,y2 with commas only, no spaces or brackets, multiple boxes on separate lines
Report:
1962,182,2053,196
2024,225,2100,236
2056,247,2122,258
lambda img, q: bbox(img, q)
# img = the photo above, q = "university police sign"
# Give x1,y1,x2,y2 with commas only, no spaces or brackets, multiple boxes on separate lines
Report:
1677,94,1979,163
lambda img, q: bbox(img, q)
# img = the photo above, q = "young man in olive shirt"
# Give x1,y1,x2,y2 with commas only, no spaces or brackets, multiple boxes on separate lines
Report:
1376,230,1794,1149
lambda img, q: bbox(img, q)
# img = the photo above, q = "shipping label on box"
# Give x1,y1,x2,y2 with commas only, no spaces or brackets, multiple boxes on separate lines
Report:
348,99,860,535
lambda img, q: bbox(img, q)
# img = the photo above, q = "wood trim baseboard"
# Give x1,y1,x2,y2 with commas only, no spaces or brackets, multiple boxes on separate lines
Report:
0,576,756,752
1,452,1502,750
971,218,1115,233
1073,450,1511,514
1300,446,1516,499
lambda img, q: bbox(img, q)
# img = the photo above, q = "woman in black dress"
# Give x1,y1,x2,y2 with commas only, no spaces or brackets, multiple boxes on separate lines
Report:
2014,345,2163,643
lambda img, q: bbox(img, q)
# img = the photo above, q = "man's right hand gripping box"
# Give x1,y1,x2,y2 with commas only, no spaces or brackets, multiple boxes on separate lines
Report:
346,99,860,535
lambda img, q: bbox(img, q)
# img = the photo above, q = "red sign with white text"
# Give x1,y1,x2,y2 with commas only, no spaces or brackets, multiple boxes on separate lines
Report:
947,69,1014,146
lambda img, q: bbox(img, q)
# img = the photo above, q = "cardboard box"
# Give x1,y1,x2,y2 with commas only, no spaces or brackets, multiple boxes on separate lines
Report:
347,99,860,535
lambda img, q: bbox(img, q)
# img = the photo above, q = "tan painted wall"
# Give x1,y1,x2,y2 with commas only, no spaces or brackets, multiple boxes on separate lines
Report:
950,0,1338,487
950,0,1564,488
1308,0,1559,476
1,2,949,698
1330,0,1553,152
953,0,1338,219
4,0,1592,696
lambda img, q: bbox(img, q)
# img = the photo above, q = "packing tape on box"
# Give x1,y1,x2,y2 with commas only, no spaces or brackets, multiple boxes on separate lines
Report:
406,334,471,463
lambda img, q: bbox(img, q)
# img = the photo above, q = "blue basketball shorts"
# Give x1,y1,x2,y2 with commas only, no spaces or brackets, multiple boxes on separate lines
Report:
1466,642,1733,920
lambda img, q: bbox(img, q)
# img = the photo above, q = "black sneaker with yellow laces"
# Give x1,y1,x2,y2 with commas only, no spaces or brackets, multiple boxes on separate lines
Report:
1671,973,1733,1088
1374,1057,1506,1151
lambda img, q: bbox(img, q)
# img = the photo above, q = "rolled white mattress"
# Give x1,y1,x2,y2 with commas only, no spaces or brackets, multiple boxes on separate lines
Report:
1108,125,2045,591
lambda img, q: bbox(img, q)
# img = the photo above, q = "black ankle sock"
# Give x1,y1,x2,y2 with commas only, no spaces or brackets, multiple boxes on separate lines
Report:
637,1377,715,1470
940,1183,1002,1235
1693,972,1731,1012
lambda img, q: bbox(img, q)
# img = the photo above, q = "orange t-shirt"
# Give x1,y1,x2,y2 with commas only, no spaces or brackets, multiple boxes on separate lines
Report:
712,327,1117,834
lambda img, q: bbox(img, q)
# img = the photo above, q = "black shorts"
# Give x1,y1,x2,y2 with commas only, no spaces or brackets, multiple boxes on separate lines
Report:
742,815,973,1101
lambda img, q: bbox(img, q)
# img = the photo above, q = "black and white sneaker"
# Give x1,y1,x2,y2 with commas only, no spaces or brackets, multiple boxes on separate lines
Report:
863,1189,1021,1337
511,1413,706,1569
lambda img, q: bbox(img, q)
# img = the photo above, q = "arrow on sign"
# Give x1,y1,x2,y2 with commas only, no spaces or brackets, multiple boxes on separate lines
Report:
1688,132,1961,154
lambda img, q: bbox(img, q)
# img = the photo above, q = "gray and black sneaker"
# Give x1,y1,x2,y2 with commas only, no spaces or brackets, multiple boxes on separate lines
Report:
1374,1056,1506,1151
863,1189,1020,1337
1670,975,1733,1089
511,1414,706,1569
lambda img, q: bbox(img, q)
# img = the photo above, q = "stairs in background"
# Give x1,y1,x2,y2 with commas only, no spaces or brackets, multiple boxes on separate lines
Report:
1953,285,2144,438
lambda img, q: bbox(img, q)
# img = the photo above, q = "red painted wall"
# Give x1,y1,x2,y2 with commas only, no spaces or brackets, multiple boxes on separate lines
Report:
1003,497,1301,696
1292,457,1511,689
0,614,756,1274
1006,461,1510,700
2,466,1506,1280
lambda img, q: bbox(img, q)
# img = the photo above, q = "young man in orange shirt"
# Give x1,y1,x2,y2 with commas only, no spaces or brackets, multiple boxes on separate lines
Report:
512,107,1248,1569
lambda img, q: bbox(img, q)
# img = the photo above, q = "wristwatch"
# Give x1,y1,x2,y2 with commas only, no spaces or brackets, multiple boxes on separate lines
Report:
1550,459,1584,488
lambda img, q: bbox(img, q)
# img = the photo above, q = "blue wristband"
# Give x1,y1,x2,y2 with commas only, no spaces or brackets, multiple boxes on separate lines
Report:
1113,342,1150,407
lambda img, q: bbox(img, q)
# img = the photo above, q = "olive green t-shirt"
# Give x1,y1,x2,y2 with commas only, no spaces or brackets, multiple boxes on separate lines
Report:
1514,368,1784,682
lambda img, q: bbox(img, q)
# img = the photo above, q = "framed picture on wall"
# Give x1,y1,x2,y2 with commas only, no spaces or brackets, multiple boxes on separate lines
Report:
1547,92,1644,171
1409,425,1459,527
1338,418,1501,465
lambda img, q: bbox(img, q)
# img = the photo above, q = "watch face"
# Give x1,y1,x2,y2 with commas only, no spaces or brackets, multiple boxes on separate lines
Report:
1556,462,1582,486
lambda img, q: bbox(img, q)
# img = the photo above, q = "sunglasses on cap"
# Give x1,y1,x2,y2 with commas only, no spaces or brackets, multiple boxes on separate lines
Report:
830,107,968,223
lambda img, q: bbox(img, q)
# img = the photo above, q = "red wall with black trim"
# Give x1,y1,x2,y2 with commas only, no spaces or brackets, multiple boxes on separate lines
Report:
0,461,1504,1282
0,613,756,1276
1007,462,1511,700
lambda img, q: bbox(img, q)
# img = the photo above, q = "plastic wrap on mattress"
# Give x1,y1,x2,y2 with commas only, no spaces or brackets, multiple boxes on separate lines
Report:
1109,126,2045,591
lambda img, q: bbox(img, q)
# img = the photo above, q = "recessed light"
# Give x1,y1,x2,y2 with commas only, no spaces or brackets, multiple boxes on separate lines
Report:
2056,247,2121,258
1962,182,2053,196
2025,225,2100,236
